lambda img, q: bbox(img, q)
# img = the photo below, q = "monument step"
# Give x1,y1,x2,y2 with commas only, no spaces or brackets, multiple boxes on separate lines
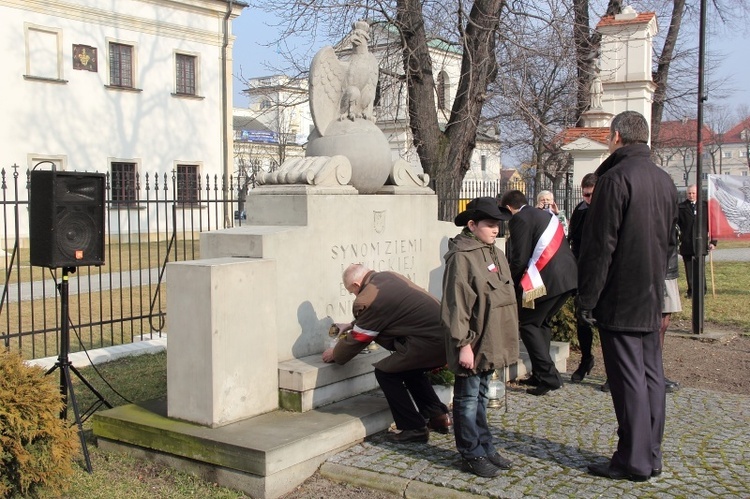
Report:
278,348,389,412
277,341,569,412
93,393,392,499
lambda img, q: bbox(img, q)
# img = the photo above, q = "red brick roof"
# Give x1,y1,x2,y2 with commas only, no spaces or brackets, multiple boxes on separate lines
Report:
559,127,610,146
655,119,713,148
722,116,750,143
597,11,656,28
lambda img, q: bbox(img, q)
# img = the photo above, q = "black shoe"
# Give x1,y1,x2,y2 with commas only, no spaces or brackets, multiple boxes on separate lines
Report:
651,468,662,477
588,462,649,482
388,427,429,443
665,378,680,393
526,384,560,396
600,380,610,392
427,413,452,434
462,456,501,477
685,291,692,299
487,452,512,470
517,375,540,386
571,357,595,383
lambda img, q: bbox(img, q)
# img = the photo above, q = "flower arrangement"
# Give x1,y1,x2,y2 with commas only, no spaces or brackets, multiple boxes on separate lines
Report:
426,366,454,386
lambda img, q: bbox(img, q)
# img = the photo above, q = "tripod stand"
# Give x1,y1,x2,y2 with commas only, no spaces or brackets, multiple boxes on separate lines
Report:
45,267,112,473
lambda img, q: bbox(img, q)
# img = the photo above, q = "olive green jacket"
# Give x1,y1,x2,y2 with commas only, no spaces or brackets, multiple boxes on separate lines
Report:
441,231,519,374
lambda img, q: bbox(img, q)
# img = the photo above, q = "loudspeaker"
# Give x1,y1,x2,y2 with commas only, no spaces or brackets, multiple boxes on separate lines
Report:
29,171,106,268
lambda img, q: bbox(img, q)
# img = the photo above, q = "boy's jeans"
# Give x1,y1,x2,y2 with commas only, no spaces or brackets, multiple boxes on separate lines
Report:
452,370,496,459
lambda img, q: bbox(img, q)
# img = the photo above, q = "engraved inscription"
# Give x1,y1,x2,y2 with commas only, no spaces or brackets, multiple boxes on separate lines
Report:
325,238,423,317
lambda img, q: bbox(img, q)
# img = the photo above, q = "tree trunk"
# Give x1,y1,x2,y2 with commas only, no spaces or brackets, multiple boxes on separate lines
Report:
396,0,503,221
651,0,686,144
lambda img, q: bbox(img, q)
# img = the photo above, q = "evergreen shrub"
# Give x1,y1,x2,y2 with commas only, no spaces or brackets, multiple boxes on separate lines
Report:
0,351,79,498
550,296,599,348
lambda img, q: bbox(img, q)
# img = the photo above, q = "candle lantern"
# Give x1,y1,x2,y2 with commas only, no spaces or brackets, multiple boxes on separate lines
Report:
487,369,506,408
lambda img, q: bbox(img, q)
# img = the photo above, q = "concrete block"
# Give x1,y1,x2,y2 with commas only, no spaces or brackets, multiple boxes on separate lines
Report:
167,258,278,427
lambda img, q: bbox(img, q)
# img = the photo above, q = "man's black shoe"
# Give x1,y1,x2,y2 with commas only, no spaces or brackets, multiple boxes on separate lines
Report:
665,378,680,393
526,384,560,396
462,456,501,477
651,468,662,477
588,462,649,482
600,380,610,392
487,452,512,470
388,427,429,443
517,376,540,386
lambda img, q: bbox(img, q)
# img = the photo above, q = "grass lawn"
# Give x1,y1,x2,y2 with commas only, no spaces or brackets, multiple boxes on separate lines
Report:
672,259,750,332
40,352,251,498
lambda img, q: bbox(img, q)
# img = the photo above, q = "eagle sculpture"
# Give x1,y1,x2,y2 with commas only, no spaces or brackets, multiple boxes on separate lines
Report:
309,21,379,136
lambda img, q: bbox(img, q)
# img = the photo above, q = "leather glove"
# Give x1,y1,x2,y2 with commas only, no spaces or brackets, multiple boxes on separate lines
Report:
578,308,597,328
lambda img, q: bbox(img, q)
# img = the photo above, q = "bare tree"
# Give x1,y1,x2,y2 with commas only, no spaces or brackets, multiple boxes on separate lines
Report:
703,104,733,174
248,0,506,221
490,0,579,187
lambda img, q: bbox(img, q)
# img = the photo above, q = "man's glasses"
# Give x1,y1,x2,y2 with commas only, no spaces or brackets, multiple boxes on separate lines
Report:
582,192,593,198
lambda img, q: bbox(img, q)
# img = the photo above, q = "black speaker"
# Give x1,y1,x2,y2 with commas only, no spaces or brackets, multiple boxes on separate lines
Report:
29,171,106,268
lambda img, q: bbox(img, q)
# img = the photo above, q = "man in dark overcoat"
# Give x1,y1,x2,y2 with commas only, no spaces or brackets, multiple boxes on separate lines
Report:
577,111,678,482
498,190,577,396
677,184,716,298
322,264,451,443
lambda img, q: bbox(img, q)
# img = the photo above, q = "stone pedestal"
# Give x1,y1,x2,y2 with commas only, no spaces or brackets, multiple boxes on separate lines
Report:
166,257,278,427
167,190,457,427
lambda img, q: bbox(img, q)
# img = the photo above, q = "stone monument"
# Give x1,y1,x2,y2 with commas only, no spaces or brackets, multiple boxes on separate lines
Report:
259,21,428,193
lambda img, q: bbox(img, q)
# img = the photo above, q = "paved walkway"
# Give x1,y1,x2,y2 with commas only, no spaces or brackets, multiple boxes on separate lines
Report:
710,247,750,262
323,374,750,498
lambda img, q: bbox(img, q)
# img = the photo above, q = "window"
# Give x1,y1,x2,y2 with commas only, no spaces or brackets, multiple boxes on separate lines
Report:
109,42,133,88
111,162,138,203
481,155,487,172
175,54,196,95
740,150,748,158
25,25,62,80
723,151,732,159
437,71,449,111
176,164,199,203
260,99,272,109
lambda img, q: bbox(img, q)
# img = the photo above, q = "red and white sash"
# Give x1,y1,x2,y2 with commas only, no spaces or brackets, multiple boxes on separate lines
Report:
520,214,565,308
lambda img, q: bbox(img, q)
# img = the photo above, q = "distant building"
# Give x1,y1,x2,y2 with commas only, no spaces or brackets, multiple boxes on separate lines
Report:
653,117,750,187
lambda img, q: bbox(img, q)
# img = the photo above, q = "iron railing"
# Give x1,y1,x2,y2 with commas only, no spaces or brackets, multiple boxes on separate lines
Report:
0,166,244,360
1,165,583,360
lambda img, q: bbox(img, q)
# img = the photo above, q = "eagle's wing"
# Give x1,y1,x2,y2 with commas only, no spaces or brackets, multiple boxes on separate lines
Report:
309,46,346,136
714,179,750,235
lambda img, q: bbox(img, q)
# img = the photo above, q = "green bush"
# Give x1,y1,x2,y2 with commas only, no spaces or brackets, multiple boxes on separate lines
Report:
549,296,599,348
0,351,79,498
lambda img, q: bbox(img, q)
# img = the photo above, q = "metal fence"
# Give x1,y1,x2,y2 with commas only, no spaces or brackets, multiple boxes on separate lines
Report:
446,178,585,235
1,165,583,360
1,166,244,360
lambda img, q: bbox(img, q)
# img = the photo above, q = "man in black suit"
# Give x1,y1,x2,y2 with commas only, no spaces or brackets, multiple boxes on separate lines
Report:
577,111,677,482
677,184,716,298
498,190,577,396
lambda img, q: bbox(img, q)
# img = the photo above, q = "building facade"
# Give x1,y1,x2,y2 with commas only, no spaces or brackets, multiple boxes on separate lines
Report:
654,117,750,187
1,0,244,237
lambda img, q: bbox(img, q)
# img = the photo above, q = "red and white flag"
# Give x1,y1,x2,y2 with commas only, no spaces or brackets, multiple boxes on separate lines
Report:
707,174,750,240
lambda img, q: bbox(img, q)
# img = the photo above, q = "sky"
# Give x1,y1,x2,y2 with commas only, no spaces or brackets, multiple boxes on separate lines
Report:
231,7,750,118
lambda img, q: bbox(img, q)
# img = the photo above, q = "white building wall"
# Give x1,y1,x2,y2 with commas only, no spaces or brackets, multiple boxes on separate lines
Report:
1,0,241,238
